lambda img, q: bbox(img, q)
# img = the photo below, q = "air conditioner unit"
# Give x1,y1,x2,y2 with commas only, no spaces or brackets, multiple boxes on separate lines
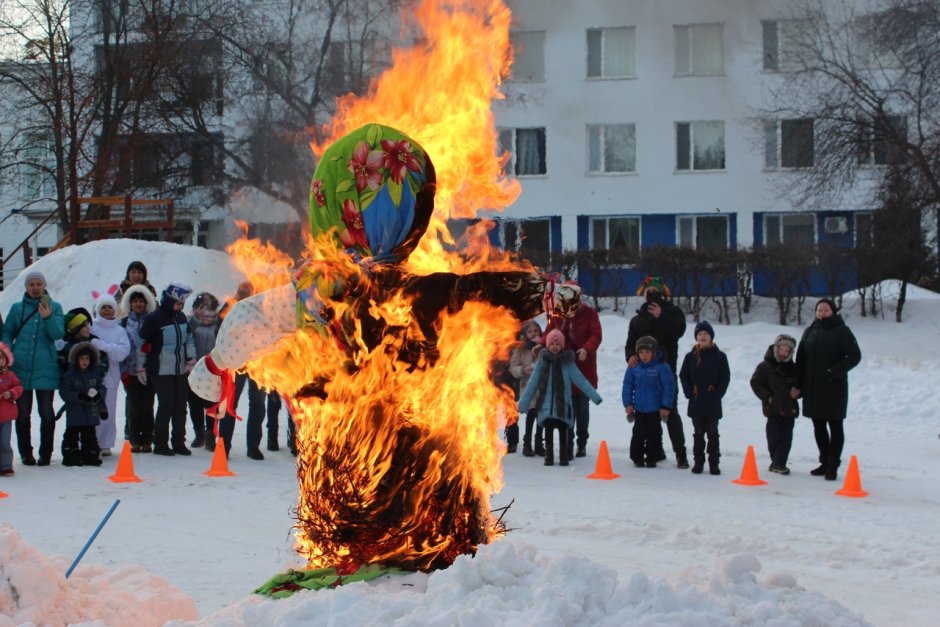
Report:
824,217,848,234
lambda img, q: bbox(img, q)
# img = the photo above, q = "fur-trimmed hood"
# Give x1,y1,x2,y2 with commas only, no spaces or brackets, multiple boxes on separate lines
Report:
68,341,100,367
119,284,158,318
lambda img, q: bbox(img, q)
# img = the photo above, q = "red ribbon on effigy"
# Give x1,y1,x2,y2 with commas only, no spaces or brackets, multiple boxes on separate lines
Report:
205,354,242,421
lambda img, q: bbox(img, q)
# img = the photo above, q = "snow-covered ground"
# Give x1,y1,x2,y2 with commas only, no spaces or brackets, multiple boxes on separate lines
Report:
1,239,938,626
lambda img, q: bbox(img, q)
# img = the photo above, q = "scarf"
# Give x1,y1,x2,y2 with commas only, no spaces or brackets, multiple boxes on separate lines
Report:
532,349,575,419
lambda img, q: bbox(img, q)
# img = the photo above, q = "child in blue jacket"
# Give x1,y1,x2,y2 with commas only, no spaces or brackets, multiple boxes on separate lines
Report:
679,321,731,475
622,335,674,468
518,329,602,467
58,342,108,467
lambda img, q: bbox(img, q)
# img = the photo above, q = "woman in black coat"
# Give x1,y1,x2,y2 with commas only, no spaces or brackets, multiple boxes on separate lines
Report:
795,298,861,481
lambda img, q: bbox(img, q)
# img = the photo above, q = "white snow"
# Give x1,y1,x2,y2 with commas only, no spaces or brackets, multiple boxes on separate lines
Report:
0,239,938,626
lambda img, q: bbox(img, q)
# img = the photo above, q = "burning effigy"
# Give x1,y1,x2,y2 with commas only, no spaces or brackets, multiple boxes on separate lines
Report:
189,124,572,573
189,0,578,578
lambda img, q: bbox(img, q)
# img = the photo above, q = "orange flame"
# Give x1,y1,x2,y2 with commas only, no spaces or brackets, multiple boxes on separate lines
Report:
227,0,537,571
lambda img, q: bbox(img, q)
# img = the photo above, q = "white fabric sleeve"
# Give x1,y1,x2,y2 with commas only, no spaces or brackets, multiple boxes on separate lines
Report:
187,283,298,404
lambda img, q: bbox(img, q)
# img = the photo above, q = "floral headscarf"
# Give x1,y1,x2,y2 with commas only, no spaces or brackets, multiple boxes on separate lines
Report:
308,123,436,263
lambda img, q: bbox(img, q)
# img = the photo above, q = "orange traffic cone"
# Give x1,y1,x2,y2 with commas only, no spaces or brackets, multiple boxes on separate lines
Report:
108,441,142,483
204,437,235,477
732,445,767,486
0,490,8,499
586,440,620,480
835,455,869,498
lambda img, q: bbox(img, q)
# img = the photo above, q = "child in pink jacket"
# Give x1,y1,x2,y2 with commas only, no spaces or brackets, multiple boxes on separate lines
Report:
0,342,25,476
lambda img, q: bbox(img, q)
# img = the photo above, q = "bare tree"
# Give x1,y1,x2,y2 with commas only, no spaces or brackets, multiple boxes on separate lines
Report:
760,0,940,260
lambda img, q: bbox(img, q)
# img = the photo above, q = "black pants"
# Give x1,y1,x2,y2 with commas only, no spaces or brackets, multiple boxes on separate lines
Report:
573,390,590,449
691,415,720,464
62,425,100,462
235,374,281,451
154,375,189,448
812,418,845,468
187,389,213,437
630,412,664,463
125,377,155,446
665,372,686,459
521,409,542,449
542,418,569,462
15,389,56,461
766,415,795,468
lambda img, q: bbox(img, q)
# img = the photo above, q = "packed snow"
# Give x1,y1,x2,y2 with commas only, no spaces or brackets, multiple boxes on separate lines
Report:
0,239,938,626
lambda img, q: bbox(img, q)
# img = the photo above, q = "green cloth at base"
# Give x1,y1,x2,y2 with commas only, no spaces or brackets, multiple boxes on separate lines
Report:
255,564,409,598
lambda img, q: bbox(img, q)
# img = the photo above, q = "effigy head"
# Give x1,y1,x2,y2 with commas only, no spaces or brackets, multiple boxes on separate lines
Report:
309,124,436,264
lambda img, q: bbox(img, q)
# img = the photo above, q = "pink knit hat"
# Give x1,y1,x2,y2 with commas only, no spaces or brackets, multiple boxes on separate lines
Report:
545,329,565,349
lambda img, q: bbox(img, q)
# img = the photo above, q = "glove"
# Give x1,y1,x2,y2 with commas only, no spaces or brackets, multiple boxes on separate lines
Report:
136,368,148,385
661,413,670,423
78,393,92,402
626,412,635,423
100,410,109,420
87,388,98,398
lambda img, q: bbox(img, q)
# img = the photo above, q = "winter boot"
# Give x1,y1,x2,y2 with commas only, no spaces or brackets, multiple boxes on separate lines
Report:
505,424,519,454
62,448,83,467
205,436,216,452
533,426,545,456
191,427,206,448
83,449,103,467
825,460,840,481
810,464,827,476
709,460,720,475
676,449,690,470
691,459,705,474
267,432,280,452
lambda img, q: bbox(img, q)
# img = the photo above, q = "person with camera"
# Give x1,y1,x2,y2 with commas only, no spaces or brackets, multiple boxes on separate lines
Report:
1,271,65,466
624,276,689,469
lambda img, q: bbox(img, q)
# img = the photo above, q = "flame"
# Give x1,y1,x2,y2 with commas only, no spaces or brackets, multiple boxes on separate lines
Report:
226,0,538,571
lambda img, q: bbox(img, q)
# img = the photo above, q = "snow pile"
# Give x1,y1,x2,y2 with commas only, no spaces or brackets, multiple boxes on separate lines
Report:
0,524,198,626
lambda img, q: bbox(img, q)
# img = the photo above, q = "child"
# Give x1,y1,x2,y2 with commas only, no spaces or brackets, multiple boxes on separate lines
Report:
0,342,24,476
91,287,131,457
58,342,108,467
622,336,673,468
678,321,731,475
119,285,158,452
750,334,800,474
510,320,542,457
517,329,602,466
187,292,223,449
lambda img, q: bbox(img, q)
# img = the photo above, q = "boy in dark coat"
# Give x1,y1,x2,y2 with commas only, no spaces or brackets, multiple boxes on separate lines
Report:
625,276,688,468
58,342,108,466
750,334,800,474
622,336,674,468
679,320,730,475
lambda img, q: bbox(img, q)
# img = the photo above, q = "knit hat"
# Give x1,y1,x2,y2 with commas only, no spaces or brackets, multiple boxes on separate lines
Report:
126,260,148,280
163,283,193,303
545,329,566,349
0,341,14,368
635,275,670,298
65,308,92,334
23,270,46,287
816,298,838,314
635,335,658,354
694,320,715,340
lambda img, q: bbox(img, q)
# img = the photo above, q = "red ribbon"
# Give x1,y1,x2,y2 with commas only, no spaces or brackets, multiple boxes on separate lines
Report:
205,354,242,421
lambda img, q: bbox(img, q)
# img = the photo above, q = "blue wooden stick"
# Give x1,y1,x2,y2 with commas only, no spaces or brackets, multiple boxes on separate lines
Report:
65,499,120,579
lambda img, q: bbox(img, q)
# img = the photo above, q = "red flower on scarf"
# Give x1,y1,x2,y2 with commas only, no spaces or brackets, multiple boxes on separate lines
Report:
348,141,384,192
339,199,369,250
380,139,422,184
311,178,326,207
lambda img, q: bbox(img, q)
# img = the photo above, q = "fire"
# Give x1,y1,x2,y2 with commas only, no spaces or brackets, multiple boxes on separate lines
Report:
225,0,538,571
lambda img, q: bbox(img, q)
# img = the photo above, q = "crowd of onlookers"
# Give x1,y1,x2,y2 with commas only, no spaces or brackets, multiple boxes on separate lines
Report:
0,261,293,477
502,276,861,481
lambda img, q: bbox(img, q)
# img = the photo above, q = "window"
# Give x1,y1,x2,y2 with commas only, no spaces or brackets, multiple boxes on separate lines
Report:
590,216,640,259
23,133,55,200
764,213,815,246
678,215,728,250
764,119,814,168
762,19,814,71
587,27,635,78
503,218,551,264
676,121,724,171
852,16,901,69
510,31,545,82
858,115,907,166
587,124,635,173
674,23,723,76
114,132,222,188
498,128,546,176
